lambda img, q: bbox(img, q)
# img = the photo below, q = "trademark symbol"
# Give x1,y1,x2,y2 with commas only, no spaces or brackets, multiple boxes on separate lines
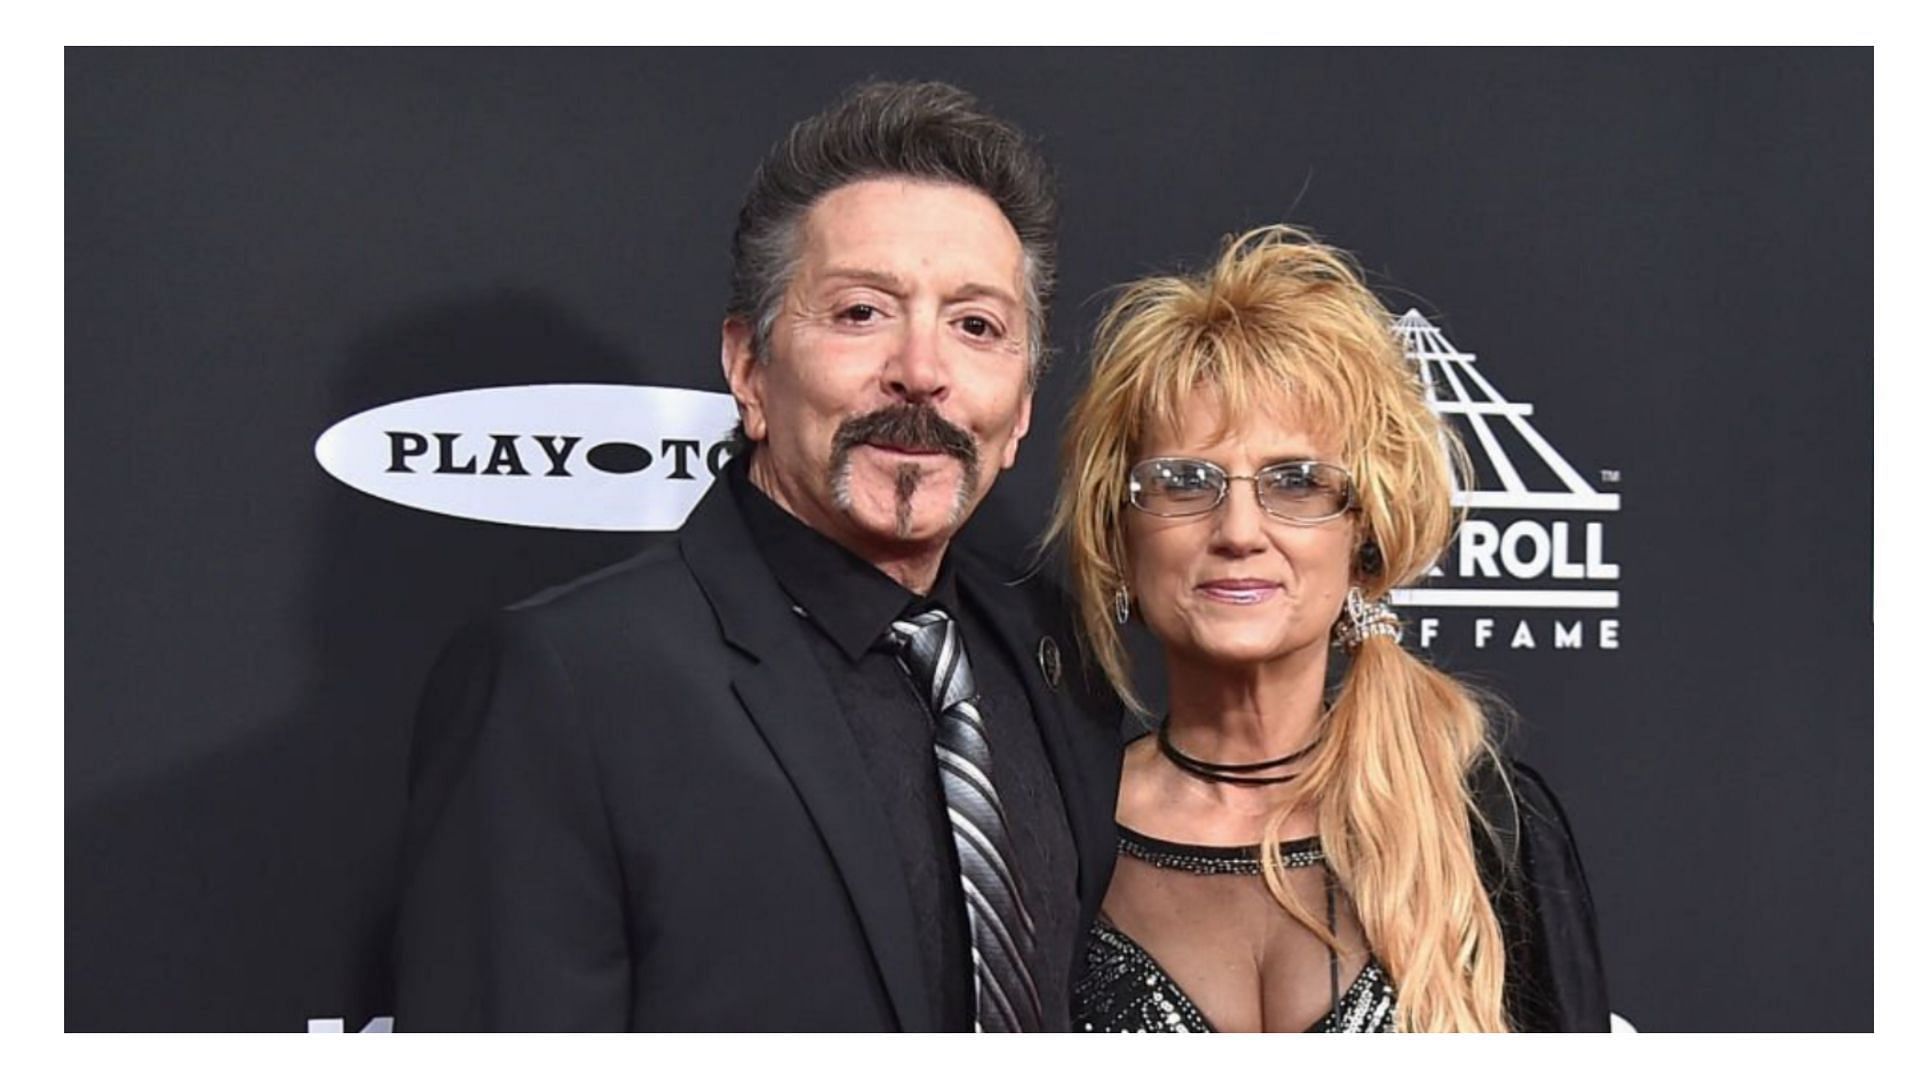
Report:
1599,469,1621,484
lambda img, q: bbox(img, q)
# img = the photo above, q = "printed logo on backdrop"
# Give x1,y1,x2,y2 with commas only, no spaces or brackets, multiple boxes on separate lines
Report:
1387,311,1622,653
314,384,738,531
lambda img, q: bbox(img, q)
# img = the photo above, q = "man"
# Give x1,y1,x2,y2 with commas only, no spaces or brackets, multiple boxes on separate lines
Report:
393,81,1119,1031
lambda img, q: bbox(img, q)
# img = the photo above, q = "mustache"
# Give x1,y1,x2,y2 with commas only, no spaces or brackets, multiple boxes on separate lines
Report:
830,404,979,465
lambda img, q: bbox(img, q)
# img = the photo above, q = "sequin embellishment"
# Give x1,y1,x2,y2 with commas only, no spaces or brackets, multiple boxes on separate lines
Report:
1072,828,1399,1033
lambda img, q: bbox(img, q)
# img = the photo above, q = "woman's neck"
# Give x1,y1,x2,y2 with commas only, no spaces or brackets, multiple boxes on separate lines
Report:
1160,644,1331,764
1115,646,1333,837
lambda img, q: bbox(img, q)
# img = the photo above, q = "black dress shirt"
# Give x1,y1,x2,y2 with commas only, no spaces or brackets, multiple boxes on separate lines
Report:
731,464,1077,1031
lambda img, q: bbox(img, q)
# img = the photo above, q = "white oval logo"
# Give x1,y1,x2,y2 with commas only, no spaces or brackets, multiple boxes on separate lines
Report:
313,384,739,531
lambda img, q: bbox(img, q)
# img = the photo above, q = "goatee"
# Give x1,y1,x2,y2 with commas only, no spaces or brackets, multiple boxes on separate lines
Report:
827,403,982,532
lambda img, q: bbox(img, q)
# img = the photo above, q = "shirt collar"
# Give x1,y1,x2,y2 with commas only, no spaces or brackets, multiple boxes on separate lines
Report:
728,458,960,661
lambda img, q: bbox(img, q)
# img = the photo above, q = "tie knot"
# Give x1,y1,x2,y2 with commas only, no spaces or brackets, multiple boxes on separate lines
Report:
886,605,976,713
885,606,952,654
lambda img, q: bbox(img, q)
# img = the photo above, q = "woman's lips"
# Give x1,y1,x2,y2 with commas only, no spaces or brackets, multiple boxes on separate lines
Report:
1195,579,1280,605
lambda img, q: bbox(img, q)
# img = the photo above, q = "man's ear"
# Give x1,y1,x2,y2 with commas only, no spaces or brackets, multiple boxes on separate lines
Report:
721,317,767,442
1000,389,1034,469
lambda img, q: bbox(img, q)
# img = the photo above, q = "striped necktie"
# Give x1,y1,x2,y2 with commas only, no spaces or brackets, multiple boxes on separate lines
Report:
887,607,1043,1033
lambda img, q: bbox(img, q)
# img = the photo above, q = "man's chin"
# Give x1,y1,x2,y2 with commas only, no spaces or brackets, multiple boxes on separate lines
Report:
843,491,968,545
834,472,966,543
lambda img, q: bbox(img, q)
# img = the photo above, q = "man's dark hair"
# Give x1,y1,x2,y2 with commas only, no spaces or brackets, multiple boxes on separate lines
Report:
726,79,1059,381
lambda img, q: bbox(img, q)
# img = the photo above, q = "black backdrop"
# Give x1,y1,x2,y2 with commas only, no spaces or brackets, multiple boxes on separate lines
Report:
65,48,1872,1032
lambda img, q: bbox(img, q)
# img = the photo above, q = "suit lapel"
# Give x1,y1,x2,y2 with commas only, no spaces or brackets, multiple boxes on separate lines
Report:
677,480,931,1032
955,557,1112,917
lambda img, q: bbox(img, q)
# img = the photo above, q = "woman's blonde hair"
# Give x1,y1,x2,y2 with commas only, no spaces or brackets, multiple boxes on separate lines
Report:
1046,225,1509,1031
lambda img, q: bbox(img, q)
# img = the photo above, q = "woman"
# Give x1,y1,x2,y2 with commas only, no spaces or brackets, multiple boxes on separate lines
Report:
1052,226,1608,1032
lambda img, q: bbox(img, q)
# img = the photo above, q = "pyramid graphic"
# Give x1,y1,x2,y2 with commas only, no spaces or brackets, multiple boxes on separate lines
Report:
1394,310,1619,513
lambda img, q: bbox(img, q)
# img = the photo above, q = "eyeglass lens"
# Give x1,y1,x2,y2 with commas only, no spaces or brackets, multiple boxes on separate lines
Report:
1128,458,1350,521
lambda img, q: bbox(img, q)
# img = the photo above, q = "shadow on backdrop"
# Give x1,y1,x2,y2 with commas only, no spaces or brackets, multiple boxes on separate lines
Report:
68,293,662,1030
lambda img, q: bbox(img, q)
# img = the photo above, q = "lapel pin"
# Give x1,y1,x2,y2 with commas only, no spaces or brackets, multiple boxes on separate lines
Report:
1036,636,1062,689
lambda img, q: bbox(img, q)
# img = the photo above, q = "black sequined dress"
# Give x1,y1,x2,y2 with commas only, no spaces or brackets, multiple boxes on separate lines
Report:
1072,826,1395,1032
1070,760,1612,1033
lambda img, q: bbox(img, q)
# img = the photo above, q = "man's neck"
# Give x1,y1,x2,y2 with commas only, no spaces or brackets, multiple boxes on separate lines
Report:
862,548,946,596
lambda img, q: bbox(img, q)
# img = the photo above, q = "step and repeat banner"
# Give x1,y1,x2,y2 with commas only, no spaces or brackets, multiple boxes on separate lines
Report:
66,48,1870,1031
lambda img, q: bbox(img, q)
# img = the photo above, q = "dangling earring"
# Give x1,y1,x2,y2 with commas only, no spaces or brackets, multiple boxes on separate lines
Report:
1113,584,1131,625
1333,585,1401,650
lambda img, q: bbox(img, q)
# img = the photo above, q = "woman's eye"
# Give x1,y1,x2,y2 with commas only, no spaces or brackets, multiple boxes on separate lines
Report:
842,303,879,323
958,315,998,338
1262,468,1322,497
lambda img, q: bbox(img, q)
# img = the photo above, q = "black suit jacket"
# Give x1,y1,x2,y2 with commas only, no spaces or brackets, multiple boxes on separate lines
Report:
393,475,1121,1031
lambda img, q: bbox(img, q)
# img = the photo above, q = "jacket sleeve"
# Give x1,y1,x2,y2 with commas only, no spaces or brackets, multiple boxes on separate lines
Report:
391,612,631,1030
1477,760,1612,1032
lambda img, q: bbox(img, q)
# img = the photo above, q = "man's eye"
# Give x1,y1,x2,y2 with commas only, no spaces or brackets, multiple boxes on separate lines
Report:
958,315,999,338
841,303,879,323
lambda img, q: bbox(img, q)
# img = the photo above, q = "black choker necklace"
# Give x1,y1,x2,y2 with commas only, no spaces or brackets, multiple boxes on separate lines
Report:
1156,720,1321,787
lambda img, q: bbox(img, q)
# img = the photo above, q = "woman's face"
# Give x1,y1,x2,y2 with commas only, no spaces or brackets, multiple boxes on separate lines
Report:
1123,385,1357,674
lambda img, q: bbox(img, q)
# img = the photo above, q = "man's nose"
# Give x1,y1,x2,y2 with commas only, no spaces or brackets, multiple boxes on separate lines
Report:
884,318,950,404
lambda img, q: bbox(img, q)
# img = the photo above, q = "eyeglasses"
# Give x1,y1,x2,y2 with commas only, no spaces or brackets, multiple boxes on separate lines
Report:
1126,457,1354,523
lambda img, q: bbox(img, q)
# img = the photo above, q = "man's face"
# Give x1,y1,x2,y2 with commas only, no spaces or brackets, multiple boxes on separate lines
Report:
725,177,1034,573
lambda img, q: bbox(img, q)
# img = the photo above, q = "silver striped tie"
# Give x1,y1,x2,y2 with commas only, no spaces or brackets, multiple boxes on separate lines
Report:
888,607,1043,1033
